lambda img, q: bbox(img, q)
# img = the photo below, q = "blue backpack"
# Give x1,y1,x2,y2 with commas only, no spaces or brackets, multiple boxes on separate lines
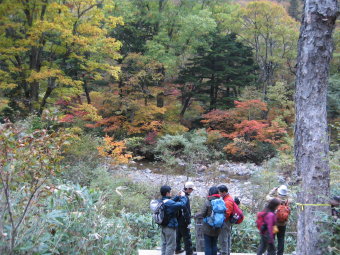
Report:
204,199,226,228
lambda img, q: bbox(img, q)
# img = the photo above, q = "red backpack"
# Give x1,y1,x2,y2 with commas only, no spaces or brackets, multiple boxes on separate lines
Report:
276,201,290,223
228,198,244,224
256,211,268,231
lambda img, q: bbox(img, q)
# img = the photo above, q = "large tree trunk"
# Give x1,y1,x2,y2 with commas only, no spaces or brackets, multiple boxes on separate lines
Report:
294,0,338,254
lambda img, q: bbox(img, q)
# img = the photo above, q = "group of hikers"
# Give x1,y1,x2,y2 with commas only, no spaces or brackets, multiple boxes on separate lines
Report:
151,182,291,255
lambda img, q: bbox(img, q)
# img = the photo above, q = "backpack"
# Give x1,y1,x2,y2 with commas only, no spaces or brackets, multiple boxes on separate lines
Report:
204,199,226,228
150,199,169,226
276,201,290,223
229,199,244,224
256,211,268,232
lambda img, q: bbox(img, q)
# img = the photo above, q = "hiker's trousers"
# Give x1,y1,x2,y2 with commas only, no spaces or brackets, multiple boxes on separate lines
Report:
161,226,176,255
218,221,231,255
276,225,286,255
176,224,193,254
204,234,218,255
257,233,276,255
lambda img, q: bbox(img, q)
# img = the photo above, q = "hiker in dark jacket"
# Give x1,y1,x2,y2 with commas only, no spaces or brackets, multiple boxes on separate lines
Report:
174,181,196,255
195,186,222,255
160,185,188,255
257,198,281,255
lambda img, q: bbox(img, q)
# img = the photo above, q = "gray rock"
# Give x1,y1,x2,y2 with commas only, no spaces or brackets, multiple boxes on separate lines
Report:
197,165,207,173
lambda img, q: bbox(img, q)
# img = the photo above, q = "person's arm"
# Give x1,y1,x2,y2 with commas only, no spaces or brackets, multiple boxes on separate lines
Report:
225,199,234,219
172,195,188,210
266,213,276,243
266,187,278,202
195,201,209,218
172,195,180,202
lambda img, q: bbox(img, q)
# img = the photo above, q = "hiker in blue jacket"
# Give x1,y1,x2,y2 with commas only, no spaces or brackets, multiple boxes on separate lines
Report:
160,185,188,255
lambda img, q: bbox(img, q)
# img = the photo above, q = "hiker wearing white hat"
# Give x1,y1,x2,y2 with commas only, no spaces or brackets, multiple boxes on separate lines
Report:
266,185,291,255
175,181,196,255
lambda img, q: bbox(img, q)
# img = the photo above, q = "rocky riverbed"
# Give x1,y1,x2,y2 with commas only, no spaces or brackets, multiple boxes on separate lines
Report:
110,161,263,205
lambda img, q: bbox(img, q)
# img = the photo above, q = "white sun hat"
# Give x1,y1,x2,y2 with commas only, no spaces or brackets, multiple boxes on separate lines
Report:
184,181,196,190
278,185,288,196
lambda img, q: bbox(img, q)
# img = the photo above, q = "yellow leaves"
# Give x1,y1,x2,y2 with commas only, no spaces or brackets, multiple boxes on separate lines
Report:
102,38,122,58
0,82,17,90
78,23,105,37
0,98,10,111
0,70,17,89
27,67,82,86
106,16,124,29
97,136,132,165
72,103,103,122
127,103,166,135
106,65,121,80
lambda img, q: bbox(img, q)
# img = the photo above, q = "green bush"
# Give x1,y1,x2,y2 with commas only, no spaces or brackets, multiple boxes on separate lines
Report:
154,130,218,167
90,167,158,215
61,134,102,185
1,183,159,255
319,213,340,254
125,136,156,160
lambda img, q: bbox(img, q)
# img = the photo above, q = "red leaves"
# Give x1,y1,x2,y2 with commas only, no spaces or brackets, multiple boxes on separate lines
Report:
235,100,268,112
227,120,269,139
202,99,288,157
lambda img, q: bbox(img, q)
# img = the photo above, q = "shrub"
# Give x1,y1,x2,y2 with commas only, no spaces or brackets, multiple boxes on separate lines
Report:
61,134,102,185
2,183,159,255
319,212,340,254
160,122,188,135
225,139,277,164
154,130,212,174
0,121,71,254
90,168,157,215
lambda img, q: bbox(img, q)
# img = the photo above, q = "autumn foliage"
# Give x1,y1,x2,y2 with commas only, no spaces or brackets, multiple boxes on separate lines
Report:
202,99,287,162
97,136,132,165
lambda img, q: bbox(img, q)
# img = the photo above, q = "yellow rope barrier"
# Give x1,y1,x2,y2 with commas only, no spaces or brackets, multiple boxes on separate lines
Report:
296,203,331,211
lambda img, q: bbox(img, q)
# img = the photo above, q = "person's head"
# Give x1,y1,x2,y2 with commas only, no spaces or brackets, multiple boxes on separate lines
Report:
184,181,195,194
234,197,240,205
218,185,228,196
208,186,220,196
277,185,288,196
160,185,172,197
266,198,281,212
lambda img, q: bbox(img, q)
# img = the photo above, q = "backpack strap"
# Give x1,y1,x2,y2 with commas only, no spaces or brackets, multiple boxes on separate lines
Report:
282,199,289,206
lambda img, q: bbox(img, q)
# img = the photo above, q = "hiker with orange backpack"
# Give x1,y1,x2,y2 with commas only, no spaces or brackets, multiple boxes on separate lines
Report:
266,185,291,255
256,198,281,255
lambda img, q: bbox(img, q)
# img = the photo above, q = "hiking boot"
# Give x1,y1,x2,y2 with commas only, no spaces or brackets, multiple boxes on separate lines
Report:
175,250,184,254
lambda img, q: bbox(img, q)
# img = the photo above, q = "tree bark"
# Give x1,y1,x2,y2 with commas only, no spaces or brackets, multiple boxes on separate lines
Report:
83,80,91,104
179,95,191,120
294,0,338,254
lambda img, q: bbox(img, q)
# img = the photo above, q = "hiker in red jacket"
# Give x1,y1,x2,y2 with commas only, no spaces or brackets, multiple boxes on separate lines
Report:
217,185,234,255
256,198,281,255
